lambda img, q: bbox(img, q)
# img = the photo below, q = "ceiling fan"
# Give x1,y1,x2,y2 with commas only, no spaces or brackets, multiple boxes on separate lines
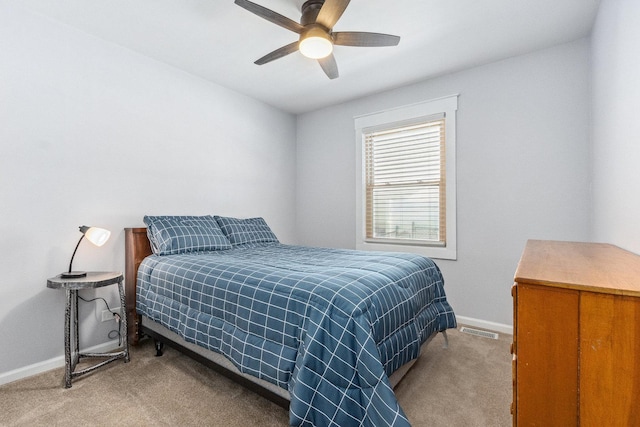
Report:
234,0,401,79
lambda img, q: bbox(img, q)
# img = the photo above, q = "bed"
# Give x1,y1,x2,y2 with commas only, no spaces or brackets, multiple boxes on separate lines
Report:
124,215,456,427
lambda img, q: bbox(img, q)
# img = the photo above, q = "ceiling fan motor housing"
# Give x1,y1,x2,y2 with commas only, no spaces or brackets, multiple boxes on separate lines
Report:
301,0,326,28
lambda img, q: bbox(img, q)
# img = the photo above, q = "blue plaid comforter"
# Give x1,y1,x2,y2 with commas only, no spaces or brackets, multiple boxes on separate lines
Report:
137,243,456,426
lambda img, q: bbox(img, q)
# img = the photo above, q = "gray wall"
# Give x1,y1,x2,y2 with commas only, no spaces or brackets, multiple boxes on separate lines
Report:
0,4,296,377
591,0,640,254
296,39,592,328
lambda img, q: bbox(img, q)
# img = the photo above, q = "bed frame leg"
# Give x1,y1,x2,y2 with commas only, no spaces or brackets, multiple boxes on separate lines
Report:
154,340,164,357
441,331,449,349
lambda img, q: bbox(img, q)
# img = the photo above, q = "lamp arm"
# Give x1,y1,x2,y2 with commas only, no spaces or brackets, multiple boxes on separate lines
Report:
67,235,86,274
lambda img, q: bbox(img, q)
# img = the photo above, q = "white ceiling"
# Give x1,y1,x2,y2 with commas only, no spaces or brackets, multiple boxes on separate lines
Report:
18,0,601,114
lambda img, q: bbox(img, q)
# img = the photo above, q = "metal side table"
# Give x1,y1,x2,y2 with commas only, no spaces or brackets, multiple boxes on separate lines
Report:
47,271,130,388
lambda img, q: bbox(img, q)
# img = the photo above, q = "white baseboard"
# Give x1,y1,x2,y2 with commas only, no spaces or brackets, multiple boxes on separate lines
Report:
0,340,121,387
456,315,513,335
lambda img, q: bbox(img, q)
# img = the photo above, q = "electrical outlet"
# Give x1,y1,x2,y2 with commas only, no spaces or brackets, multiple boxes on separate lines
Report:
101,308,121,322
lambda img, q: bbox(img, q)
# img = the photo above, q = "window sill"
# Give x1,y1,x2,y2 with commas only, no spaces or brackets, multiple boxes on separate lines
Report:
356,240,456,260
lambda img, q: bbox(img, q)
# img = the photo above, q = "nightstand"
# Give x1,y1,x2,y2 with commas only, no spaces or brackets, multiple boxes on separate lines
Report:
47,271,130,388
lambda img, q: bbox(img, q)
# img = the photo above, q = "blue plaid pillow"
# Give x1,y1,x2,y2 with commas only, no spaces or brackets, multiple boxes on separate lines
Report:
214,216,279,245
144,215,232,255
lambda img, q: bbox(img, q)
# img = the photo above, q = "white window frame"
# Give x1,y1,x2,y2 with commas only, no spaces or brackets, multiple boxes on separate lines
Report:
355,95,458,260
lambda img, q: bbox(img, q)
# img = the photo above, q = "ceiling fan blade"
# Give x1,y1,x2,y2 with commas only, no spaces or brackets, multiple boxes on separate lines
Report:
254,41,300,65
318,53,339,79
234,0,303,34
333,32,401,47
316,0,350,29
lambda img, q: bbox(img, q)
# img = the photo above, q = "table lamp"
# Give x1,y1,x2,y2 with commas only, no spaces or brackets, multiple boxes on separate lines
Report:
61,225,111,278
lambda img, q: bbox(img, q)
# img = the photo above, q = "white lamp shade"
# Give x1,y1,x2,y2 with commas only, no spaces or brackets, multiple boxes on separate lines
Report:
84,227,111,246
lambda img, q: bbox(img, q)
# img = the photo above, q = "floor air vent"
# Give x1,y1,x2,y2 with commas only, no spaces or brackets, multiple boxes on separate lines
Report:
460,327,499,340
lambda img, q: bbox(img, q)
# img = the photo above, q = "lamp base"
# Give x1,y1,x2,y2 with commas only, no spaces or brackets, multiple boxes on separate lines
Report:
60,271,87,279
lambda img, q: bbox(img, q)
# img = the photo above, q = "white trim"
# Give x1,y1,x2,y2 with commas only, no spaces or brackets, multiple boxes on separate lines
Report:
0,339,121,386
355,95,458,260
456,315,513,335
353,95,459,123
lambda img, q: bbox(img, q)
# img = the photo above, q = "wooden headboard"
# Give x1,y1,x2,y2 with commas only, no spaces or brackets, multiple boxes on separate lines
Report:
124,227,152,345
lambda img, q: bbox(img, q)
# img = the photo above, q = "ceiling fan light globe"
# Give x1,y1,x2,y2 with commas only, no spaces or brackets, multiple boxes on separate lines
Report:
299,27,333,59
300,37,333,59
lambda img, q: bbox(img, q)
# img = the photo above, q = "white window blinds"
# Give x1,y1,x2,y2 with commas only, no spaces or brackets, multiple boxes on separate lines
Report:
364,115,446,245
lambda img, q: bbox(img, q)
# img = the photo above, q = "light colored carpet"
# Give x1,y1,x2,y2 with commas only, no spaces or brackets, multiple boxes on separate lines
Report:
0,326,512,426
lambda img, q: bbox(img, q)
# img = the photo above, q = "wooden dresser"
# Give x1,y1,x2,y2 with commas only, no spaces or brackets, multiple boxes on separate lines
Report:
511,240,640,426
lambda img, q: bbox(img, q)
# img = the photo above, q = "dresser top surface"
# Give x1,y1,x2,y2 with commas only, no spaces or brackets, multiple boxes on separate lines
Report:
515,240,640,297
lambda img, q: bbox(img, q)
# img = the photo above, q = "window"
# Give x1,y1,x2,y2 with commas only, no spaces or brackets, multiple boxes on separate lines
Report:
365,117,446,244
355,95,457,260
